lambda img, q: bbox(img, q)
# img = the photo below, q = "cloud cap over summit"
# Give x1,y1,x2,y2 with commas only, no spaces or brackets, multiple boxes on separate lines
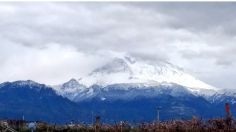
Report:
0,2,235,89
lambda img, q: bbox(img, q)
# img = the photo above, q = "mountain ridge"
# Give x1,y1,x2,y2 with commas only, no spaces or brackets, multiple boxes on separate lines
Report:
1,79,236,123
0,80,82,124
53,56,219,101
1,56,235,123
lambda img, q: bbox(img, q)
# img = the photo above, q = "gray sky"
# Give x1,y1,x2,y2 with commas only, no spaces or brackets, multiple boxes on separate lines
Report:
0,2,236,89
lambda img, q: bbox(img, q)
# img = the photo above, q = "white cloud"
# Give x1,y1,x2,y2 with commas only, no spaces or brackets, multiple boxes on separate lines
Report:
0,43,111,85
0,2,236,89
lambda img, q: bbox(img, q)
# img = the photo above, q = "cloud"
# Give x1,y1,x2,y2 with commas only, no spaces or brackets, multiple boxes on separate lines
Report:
0,42,117,85
0,2,235,89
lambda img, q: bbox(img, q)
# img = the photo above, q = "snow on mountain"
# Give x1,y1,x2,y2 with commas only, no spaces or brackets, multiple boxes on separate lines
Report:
0,80,46,90
1,79,236,123
53,78,87,100
52,55,220,101
79,56,218,94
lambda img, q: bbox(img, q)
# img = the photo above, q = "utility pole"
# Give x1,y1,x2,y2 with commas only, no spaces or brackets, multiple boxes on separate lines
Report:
95,116,100,132
157,107,161,123
225,103,232,129
92,111,94,125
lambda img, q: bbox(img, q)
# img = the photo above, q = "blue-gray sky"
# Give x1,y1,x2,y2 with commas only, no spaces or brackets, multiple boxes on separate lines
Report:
0,2,236,89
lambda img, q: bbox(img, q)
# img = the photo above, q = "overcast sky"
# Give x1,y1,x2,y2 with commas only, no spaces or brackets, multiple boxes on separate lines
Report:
0,2,236,89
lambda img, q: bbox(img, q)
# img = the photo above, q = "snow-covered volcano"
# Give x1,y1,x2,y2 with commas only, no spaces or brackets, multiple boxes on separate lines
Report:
53,56,219,101
0,57,233,123
79,56,216,91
